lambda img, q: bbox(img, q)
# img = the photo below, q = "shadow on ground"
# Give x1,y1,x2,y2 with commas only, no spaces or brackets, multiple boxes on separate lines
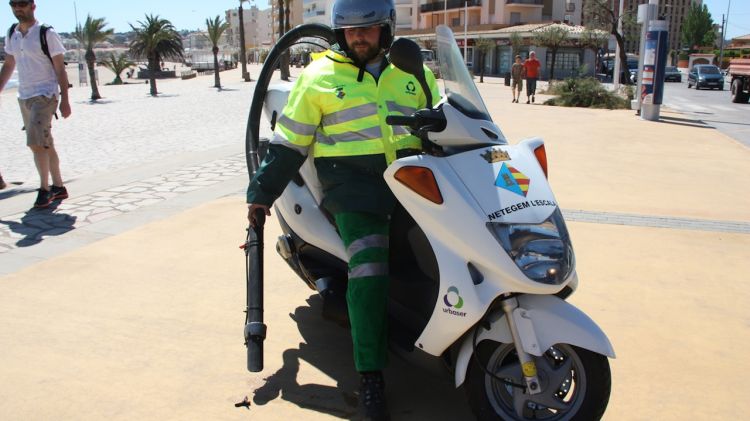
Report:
251,296,360,418
0,184,31,200
659,115,711,128
248,295,472,419
0,201,76,247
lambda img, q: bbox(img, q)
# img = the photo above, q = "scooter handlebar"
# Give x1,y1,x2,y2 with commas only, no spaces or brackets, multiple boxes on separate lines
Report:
386,115,417,127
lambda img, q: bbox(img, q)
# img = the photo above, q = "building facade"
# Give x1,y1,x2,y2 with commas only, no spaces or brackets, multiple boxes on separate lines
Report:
226,5,275,61
269,0,304,43
582,0,701,54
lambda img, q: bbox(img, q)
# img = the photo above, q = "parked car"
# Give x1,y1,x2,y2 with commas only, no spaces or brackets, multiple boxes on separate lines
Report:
687,64,724,90
664,66,682,82
604,57,639,83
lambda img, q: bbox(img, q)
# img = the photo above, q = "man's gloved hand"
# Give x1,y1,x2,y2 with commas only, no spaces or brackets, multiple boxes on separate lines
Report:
247,204,270,228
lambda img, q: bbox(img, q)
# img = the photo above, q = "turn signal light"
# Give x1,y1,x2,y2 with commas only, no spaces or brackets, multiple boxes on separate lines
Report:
394,166,443,204
534,145,548,179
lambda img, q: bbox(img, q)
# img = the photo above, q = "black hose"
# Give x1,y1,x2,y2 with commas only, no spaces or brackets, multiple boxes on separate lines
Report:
244,23,335,180
245,210,266,372
242,23,335,373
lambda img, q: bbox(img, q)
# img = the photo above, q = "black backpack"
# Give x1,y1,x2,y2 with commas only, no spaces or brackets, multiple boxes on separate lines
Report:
7,23,54,64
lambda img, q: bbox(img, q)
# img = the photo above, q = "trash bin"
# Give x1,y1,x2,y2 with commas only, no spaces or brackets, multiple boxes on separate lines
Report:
504,72,511,86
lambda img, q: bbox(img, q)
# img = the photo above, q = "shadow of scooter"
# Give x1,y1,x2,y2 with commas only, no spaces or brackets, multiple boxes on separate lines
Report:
247,295,473,419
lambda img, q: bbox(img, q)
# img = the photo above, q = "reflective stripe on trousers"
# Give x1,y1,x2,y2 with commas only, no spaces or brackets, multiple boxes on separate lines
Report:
334,211,390,372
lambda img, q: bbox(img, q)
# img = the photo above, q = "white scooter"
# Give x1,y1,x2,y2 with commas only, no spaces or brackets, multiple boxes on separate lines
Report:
244,25,614,420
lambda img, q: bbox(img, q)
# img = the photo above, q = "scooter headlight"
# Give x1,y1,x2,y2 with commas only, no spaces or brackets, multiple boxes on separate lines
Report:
487,209,574,285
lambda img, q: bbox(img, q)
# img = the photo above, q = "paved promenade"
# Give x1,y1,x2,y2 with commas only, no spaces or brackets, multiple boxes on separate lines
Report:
1,64,749,420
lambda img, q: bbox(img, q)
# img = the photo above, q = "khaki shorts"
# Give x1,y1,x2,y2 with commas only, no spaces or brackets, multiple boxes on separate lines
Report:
18,95,58,148
512,79,523,90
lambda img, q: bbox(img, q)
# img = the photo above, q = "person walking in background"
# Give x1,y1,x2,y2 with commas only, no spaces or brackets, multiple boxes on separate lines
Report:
523,51,541,104
510,55,524,103
0,0,71,208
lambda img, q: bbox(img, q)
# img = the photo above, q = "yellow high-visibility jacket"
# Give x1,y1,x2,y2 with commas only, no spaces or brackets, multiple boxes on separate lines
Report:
272,49,441,165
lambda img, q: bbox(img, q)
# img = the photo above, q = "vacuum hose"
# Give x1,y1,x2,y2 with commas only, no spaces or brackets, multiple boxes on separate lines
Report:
244,23,336,178
243,24,335,373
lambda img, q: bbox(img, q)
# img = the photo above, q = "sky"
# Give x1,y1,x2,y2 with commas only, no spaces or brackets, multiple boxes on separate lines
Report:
1,0,748,38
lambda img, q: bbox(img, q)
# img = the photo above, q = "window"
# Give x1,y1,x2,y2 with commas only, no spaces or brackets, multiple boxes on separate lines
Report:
546,50,581,77
510,12,521,25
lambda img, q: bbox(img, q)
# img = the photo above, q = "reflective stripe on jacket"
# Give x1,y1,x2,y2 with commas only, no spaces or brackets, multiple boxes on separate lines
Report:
272,49,441,165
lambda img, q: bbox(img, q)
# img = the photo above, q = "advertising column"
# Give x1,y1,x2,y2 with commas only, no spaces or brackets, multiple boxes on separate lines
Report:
641,20,668,122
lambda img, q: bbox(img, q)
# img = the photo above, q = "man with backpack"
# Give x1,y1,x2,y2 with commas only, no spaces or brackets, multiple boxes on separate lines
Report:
0,0,71,208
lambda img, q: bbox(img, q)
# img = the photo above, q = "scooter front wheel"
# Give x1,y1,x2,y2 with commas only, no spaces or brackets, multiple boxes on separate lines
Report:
466,341,611,420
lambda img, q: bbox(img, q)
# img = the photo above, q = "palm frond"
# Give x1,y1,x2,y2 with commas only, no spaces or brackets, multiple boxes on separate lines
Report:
128,14,184,62
74,14,113,51
205,15,230,47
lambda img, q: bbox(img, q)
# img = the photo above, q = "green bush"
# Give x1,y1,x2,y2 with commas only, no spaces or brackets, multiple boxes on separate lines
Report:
679,53,689,60
544,77,630,109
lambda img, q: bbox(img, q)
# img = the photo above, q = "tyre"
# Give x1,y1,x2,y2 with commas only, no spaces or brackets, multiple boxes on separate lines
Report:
466,341,611,421
731,79,750,103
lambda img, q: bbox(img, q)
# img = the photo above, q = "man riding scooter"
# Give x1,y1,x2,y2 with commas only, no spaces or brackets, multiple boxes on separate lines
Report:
245,0,440,418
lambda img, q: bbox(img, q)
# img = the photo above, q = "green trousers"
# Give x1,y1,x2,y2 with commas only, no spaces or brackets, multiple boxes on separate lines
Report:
334,212,390,372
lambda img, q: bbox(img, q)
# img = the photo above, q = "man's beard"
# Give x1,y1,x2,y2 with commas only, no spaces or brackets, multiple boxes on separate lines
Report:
14,11,33,23
349,42,381,64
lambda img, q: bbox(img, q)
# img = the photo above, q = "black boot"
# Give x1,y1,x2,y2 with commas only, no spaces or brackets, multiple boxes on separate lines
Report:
359,371,389,421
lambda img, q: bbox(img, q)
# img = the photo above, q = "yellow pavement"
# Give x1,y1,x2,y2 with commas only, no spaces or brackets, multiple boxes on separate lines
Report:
1,73,749,420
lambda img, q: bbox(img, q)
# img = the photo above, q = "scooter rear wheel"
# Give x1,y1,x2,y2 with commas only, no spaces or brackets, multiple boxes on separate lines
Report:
466,341,611,420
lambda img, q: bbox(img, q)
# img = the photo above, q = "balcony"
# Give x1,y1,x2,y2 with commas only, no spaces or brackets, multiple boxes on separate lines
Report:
506,0,543,6
420,0,481,13
303,10,326,18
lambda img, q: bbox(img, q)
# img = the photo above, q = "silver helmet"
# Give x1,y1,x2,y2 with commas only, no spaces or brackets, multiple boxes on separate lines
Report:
331,0,396,51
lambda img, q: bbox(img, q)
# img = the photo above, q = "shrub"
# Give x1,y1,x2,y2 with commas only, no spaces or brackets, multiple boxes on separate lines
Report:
545,77,630,109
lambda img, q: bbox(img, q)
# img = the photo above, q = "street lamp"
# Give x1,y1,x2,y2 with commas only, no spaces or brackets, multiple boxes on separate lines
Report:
718,0,731,70
239,0,251,81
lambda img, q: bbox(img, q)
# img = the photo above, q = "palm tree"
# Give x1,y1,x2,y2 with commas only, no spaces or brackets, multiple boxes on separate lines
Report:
74,15,114,100
101,52,135,85
205,15,230,89
278,0,290,80
129,14,184,96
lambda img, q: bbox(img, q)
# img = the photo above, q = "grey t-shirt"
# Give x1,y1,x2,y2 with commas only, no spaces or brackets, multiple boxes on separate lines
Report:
511,63,524,81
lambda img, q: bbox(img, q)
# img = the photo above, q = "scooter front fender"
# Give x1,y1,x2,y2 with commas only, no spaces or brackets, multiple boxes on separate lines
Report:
454,294,615,387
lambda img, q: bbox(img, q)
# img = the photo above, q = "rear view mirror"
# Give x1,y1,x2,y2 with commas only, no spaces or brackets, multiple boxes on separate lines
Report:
390,38,424,76
389,38,433,108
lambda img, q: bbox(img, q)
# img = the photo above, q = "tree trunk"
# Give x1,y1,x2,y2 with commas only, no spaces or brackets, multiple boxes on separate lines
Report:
278,0,290,81
149,57,159,96
479,53,485,83
85,49,101,100
550,48,557,80
213,47,221,89
613,30,632,85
